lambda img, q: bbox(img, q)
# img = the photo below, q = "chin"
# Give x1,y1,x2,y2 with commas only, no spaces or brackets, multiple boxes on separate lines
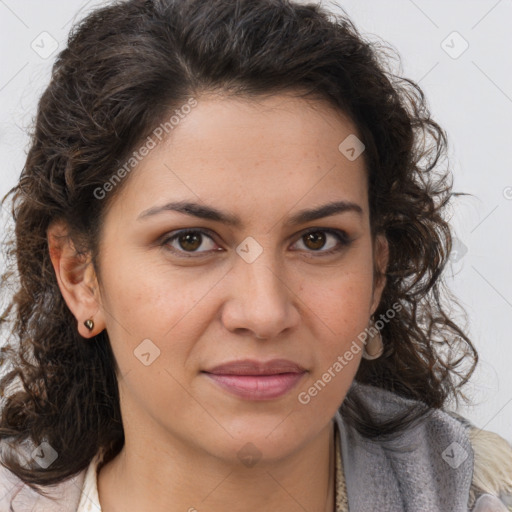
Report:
198,415,319,465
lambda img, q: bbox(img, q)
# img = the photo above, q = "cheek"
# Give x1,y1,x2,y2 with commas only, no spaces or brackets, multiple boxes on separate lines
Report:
298,249,375,373
294,273,373,416
302,265,375,337
100,252,215,329
98,255,223,374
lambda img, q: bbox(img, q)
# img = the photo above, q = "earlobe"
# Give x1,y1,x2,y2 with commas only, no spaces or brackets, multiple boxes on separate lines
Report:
47,220,105,339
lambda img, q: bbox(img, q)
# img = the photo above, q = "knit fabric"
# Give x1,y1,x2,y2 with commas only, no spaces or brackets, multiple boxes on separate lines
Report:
334,381,474,511
334,381,512,512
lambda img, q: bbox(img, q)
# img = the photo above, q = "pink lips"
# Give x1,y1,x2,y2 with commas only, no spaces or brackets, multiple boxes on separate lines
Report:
202,359,307,400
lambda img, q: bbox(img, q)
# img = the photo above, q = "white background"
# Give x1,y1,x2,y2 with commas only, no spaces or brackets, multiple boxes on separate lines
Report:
1,1,511,442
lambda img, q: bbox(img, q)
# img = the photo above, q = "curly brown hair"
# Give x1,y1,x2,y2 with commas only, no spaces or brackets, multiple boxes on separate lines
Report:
0,0,477,494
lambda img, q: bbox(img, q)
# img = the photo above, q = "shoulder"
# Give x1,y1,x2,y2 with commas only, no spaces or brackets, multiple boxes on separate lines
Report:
340,382,512,511
0,439,87,512
446,411,512,511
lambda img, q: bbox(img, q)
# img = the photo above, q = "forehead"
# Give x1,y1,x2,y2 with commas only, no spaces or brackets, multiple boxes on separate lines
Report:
109,93,369,222
163,93,363,164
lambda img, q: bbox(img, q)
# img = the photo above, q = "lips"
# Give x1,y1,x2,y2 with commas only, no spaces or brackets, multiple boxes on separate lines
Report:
202,359,307,400
203,358,306,376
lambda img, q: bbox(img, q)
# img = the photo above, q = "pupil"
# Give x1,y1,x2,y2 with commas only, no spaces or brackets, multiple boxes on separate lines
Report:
180,233,201,251
305,232,325,250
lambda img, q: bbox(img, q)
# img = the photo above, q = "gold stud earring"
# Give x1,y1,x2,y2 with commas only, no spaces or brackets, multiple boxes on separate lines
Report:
84,319,94,331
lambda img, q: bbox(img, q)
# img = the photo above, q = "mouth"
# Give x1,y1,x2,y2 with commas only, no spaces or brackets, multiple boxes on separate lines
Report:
201,372,307,400
201,358,307,400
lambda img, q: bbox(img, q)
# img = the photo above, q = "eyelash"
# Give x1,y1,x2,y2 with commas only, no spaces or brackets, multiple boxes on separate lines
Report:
159,227,352,258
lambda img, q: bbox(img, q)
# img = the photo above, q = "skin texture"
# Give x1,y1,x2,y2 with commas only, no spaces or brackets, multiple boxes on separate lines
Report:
47,93,388,512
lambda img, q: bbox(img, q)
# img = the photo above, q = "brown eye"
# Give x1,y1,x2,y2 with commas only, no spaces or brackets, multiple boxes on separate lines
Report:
291,228,351,256
178,232,202,251
303,231,327,251
161,229,220,257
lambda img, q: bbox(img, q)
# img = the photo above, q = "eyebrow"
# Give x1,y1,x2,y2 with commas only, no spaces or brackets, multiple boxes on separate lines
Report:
137,199,363,228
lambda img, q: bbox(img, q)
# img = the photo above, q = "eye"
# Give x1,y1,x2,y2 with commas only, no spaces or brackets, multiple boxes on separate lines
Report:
291,228,351,256
160,227,351,258
161,229,221,257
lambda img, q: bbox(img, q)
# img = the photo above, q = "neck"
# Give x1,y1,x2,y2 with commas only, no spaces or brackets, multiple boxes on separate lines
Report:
97,420,336,512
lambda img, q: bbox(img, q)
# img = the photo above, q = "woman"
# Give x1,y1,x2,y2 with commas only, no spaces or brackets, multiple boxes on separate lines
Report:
0,0,511,510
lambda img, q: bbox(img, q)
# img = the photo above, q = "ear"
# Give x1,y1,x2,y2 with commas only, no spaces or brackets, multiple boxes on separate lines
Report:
47,219,106,339
370,234,389,315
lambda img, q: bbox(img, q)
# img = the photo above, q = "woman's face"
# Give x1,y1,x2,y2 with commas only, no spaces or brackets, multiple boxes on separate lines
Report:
83,94,387,464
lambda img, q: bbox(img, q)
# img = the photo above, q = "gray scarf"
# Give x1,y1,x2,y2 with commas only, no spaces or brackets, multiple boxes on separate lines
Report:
333,381,474,511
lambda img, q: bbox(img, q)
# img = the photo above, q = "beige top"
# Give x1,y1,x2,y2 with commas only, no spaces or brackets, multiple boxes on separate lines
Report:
76,429,349,512
76,450,103,511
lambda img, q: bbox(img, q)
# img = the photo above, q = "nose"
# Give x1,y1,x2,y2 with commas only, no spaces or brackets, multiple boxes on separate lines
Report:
220,253,300,340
